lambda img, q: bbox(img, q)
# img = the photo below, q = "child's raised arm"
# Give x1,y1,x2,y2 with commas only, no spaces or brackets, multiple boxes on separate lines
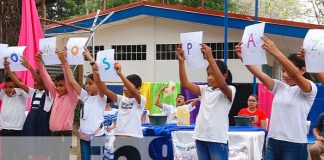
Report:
317,73,324,85
20,55,49,94
57,50,82,95
262,36,311,93
92,63,118,102
235,42,275,91
36,53,57,97
3,58,29,93
202,44,233,101
298,48,324,85
154,84,168,109
114,62,142,104
177,44,201,96
83,48,94,62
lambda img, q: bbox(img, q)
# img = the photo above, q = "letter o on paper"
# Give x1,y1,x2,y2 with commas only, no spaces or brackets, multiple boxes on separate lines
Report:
10,53,19,62
71,46,79,56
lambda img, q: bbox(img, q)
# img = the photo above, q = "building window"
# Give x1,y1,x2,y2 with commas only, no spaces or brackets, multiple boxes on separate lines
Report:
111,45,147,60
156,42,239,60
156,44,177,60
205,42,239,59
87,45,105,60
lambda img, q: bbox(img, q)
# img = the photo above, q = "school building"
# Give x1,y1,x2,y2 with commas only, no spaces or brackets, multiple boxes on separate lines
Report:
45,1,324,84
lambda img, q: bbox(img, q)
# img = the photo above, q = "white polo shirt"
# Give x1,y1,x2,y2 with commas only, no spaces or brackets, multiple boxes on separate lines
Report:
268,79,317,143
193,85,236,143
0,88,28,130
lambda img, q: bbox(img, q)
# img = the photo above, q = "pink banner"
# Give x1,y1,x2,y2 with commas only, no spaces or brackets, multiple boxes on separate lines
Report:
257,83,274,118
17,0,44,110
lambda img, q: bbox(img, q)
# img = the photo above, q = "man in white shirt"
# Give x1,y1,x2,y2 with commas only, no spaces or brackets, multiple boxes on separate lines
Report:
154,84,199,123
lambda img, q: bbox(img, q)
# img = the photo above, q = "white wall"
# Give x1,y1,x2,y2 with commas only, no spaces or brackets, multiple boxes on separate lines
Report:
76,16,302,83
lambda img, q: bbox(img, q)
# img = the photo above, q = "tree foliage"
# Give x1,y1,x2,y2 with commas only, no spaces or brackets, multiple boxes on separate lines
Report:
45,0,86,21
44,0,322,25
44,0,239,21
309,0,324,24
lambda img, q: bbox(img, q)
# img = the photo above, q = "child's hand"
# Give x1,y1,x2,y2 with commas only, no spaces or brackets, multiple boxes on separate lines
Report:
92,63,99,73
261,36,280,56
317,136,324,142
163,84,169,90
83,48,93,61
114,62,121,75
3,57,10,70
56,50,67,61
35,52,44,66
20,56,32,69
201,44,212,59
159,84,168,92
235,42,243,60
176,44,185,61
297,47,305,60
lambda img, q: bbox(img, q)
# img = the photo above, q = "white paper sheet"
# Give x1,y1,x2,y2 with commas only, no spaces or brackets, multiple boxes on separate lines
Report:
241,23,267,65
180,31,205,68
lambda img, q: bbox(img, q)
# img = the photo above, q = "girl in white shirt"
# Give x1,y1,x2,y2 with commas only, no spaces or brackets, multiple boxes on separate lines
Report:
58,50,106,160
177,44,236,160
236,37,317,160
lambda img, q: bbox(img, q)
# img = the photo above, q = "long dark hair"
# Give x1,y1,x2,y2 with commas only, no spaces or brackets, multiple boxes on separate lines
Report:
287,54,312,80
207,60,233,85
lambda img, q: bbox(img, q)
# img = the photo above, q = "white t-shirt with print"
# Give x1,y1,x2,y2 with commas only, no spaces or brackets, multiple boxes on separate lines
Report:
161,103,196,124
268,79,317,143
103,108,118,135
79,89,107,136
0,88,28,130
193,85,236,144
114,95,146,138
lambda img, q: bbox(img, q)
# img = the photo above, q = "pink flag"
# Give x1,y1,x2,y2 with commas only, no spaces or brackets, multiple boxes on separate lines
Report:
17,0,44,110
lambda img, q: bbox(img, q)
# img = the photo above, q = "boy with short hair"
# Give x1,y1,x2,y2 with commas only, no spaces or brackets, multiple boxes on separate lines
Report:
92,62,146,159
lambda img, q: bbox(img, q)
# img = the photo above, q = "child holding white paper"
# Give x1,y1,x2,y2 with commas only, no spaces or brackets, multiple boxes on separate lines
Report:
92,61,146,160
57,50,106,160
155,84,199,123
4,56,54,136
4,56,54,159
236,37,317,160
0,60,29,160
177,44,236,160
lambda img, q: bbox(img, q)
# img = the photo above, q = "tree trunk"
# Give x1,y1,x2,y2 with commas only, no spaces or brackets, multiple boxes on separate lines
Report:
85,0,89,14
0,0,21,46
200,0,205,8
41,0,46,29
101,0,107,10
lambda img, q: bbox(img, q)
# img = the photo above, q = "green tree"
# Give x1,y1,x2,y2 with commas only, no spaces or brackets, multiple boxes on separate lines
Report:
46,0,86,21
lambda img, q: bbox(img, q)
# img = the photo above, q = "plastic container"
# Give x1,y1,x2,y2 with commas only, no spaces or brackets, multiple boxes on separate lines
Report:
148,114,167,126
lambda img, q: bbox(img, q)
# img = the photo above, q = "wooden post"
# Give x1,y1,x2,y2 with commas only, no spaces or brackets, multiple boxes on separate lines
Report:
41,0,46,29
102,0,107,10
200,0,205,8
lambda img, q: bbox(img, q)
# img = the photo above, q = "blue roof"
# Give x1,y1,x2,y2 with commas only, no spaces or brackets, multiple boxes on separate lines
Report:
45,2,324,38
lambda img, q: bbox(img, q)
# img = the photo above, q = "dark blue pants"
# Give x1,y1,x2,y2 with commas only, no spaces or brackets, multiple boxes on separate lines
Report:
265,138,308,160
